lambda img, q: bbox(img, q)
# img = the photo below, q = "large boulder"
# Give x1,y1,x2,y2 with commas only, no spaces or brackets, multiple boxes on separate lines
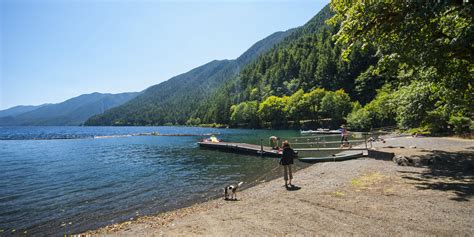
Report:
393,155,410,166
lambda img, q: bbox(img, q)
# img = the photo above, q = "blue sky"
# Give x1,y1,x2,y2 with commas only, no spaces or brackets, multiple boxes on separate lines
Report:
1,0,328,110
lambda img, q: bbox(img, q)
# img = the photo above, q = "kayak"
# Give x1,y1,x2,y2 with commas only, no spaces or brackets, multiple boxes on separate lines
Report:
298,152,363,163
300,129,340,135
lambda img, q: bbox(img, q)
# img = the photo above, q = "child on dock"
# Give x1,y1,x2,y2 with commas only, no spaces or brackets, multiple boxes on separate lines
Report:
269,136,280,150
340,125,351,148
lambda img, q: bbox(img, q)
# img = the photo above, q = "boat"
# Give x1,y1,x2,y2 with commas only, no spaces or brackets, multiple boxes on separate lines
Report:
300,128,341,135
298,152,363,163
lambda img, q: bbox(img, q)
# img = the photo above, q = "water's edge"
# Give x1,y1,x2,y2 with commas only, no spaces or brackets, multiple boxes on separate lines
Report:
81,161,313,235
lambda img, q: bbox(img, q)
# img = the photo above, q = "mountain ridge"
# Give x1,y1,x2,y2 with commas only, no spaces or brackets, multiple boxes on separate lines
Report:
0,92,139,126
0,104,50,118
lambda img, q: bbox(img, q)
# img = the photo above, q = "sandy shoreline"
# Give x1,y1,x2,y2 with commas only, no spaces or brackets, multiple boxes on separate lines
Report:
83,136,473,236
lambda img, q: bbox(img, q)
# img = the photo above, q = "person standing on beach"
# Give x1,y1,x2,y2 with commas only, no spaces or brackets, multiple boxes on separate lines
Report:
280,141,296,189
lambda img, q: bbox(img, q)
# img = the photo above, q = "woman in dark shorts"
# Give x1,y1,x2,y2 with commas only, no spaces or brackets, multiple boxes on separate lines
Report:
280,141,296,189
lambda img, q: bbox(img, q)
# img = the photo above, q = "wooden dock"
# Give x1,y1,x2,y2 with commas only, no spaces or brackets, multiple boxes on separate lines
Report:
198,141,368,158
295,147,367,152
197,141,282,158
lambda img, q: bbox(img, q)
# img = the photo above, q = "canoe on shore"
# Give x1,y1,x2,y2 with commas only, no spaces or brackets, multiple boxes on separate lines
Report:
300,129,340,135
298,152,364,163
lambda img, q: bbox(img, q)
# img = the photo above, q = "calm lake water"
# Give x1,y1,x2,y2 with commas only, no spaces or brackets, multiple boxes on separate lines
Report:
0,126,317,236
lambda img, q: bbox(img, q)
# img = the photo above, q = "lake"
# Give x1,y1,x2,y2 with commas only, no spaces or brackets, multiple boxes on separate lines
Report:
0,126,317,236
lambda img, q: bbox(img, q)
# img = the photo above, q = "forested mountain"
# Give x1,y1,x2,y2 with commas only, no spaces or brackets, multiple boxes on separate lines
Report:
86,5,332,126
0,92,138,126
85,27,295,126
88,2,472,135
191,5,377,127
193,1,472,135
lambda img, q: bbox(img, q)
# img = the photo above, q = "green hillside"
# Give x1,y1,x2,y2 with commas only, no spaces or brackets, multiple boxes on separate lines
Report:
194,2,472,135
87,2,472,135
85,5,332,126
192,5,376,127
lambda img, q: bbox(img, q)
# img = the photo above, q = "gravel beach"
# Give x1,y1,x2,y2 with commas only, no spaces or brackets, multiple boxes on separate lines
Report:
83,136,473,236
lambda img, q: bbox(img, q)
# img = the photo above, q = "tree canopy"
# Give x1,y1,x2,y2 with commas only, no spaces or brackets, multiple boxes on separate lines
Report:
328,1,473,133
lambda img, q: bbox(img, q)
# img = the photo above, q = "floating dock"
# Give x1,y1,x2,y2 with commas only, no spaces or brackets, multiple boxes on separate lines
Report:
198,141,368,159
295,147,367,151
197,141,282,158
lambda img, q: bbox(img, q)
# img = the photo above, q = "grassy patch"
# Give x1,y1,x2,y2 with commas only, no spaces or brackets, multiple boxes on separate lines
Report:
351,172,386,189
332,191,346,197
383,187,395,195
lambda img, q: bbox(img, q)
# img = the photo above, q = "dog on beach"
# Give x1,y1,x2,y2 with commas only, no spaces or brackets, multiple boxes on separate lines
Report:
224,182,243,200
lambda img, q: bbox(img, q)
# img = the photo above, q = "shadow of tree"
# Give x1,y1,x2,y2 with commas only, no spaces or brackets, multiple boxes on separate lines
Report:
399,150,474,202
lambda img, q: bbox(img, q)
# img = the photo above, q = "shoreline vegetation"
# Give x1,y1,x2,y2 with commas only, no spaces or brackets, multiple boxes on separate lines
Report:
83,135,473,236
92,122,474,139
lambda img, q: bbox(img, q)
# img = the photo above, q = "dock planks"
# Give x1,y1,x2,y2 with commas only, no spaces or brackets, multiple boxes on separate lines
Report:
197,141,368,158
197,141,281,158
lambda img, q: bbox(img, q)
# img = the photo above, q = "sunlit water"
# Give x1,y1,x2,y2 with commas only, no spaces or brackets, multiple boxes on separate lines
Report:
0,126,322,236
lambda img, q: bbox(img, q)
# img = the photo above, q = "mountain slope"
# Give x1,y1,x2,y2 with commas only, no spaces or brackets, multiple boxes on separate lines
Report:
0,92,139,126
0,104,49,117
85,29,294,126
193,5,358,124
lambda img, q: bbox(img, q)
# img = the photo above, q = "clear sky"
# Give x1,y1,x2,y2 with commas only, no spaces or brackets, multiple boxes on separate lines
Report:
1,0,328,110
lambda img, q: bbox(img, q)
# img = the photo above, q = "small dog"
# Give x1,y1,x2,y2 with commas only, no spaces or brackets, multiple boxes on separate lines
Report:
224,182,243,200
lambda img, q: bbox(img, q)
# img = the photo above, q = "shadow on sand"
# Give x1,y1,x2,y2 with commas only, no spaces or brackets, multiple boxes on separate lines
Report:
398,150,474,202
286,185,301,191
224,198,241,201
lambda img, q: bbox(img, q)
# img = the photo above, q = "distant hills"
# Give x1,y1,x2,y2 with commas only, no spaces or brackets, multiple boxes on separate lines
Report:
0,104,49,118
0,92,138,126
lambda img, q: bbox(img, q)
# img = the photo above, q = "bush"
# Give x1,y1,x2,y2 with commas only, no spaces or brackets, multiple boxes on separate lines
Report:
364,86,396,128
393,81,436,129
449,115,472,135
424,110,449,134
258,96,287,128
347,108,373,132
320,89,352,128
185,117,201,126
230,101,259,127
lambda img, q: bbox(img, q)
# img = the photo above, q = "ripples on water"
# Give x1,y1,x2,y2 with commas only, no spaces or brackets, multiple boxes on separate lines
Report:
0,126,309,236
